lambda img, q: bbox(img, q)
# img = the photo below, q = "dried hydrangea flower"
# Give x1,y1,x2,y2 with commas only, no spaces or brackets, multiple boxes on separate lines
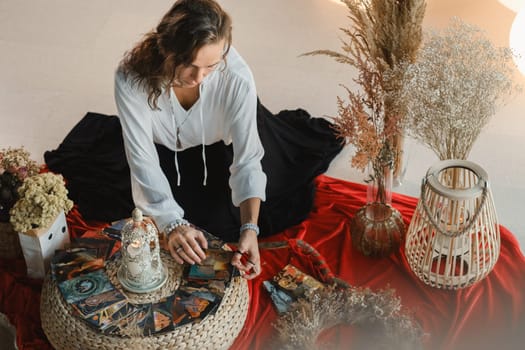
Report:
9,173,73,232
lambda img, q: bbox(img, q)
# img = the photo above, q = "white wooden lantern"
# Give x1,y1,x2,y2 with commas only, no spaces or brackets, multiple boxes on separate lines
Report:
405,160,500,289
18,211,70,279
117,208,167,293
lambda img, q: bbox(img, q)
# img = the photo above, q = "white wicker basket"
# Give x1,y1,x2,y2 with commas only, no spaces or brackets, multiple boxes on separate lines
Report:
405,160,500,289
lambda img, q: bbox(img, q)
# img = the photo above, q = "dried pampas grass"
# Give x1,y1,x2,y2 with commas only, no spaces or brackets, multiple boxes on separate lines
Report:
274,285,423,350
303,0,426,180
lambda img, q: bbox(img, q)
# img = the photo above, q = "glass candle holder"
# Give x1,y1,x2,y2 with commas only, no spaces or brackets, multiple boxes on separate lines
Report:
117,208,167,293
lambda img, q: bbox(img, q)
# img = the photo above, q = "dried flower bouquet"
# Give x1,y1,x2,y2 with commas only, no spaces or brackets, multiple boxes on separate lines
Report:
0,147,40,222
274,285,422,350
396,18,519,160
10,172,73,232
304,0,426,199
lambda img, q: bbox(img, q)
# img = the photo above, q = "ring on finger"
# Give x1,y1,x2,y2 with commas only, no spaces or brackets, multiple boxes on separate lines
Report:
176,246,183,253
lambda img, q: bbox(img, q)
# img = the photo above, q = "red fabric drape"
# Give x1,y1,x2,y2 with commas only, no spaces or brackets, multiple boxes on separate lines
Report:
1,175,524,349
230,176,525,350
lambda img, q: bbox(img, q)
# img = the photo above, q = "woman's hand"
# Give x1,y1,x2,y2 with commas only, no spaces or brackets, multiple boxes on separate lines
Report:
167,225,208,265
231,229,261,280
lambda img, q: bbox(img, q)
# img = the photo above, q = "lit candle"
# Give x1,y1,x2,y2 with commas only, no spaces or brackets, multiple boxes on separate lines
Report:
126,261,141,276
127,239,142,258
126,239,144,276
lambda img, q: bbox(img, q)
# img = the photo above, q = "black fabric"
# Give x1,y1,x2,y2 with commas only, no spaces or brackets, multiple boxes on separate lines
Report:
155,142,240,242
44,113,134,222
44,101,343,241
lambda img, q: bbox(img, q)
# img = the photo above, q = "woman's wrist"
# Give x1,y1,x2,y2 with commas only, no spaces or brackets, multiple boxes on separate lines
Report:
164,218,190,238
240,222,259,237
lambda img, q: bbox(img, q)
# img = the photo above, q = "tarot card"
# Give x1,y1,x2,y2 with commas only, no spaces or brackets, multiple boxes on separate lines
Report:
262,280,295,314
152,296,175,334
179,287,221,304
272,264,325,299
179,279,226,300
58,269,115,304
84,299,129,331
69,237,116,260
264,264,325,314
140,297,176,336
71,288,126,318
102,218,128,239
171,290,219,327
100,303,150,335
109,218,128,231
199,228,227,250
52,247,99,267
81,230,121,258
186,249,234,282
104,303,153,335
51,247,104,283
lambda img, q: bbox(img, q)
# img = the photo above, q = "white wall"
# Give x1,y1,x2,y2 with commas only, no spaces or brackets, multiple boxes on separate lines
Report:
0,0,523,251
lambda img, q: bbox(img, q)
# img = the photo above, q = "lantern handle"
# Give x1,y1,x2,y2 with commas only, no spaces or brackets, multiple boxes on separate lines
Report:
420,178,488,238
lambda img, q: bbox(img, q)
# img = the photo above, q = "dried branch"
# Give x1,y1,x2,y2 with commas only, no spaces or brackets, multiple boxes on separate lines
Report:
274,285,423,350
303,0,426,176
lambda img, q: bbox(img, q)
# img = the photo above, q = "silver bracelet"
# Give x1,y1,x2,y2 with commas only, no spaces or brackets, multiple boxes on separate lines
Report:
164,218,190,237
240,223,260,236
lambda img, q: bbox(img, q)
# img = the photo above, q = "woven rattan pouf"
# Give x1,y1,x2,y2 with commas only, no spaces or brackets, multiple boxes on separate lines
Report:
40,251,249,350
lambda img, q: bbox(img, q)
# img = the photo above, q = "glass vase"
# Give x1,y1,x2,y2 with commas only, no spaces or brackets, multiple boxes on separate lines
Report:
351,163,406,257
392,133,413,187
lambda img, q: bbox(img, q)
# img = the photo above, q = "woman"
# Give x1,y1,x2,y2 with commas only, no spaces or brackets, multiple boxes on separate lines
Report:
115,0,264,279
46,0,342,280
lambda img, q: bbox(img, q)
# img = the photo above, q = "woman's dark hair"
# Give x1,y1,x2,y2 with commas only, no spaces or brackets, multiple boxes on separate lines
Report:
121,0,232,109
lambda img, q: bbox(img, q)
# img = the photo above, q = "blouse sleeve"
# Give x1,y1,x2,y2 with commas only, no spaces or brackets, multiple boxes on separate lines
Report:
227,77,267,206
114,70,184,231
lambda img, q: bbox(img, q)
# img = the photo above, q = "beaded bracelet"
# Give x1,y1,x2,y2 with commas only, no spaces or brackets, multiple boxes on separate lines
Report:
164,218,190,238
240,223,260,236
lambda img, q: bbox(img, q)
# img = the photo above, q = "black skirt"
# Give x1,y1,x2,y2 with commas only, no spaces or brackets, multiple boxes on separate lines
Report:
45,100,343,242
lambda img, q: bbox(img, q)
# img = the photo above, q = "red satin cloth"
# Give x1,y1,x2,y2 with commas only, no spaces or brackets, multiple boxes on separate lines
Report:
1,175,524,350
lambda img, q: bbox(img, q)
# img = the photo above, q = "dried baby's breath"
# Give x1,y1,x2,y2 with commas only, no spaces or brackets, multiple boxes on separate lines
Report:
395,18,520,160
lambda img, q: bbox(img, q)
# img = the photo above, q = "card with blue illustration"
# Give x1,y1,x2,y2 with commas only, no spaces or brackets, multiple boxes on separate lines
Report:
264,264,325,314
58,269,114,304
186,249,233,282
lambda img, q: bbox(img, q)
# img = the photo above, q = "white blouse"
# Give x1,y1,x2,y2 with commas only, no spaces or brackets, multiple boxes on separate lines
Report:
114,47,267,232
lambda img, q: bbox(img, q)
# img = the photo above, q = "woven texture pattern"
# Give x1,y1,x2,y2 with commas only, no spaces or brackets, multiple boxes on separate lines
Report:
405,161,500,289
41,252,249,350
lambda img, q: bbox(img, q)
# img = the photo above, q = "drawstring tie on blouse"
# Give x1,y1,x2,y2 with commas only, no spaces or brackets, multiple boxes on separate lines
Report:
169,87,207,186
199,108,208,186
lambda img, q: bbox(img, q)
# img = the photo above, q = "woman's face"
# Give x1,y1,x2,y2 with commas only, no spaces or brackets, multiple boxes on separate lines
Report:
173,39,226,88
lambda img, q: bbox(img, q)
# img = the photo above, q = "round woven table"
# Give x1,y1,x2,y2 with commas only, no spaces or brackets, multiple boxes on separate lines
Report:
41,251,249,350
